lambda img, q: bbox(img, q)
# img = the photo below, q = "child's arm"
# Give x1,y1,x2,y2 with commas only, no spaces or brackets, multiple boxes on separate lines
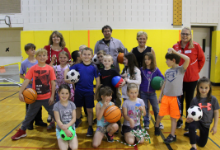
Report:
158,80,166,103
139,106,146,116
96,101,110,121
64,68,72,84
126,68,141,85
20,74,25,80
94,77,100,99
19,79,30,102
49,80,55,105
122,106,135,128
62,110,76,130
210,110,219,135
168,48,190,70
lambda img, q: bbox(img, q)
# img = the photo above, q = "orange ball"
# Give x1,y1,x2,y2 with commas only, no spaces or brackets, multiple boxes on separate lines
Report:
117,53,124,64
22,88,37,104
104,105,121,123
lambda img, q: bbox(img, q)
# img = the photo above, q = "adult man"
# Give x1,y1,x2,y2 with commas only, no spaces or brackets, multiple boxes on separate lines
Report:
94,25,126,73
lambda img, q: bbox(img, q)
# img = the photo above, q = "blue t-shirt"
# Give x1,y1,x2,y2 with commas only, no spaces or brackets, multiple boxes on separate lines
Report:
20,59,38,88
69,62,99,92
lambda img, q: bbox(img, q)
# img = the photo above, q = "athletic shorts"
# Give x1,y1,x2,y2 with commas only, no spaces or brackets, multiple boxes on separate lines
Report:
122,125,142,134
56,128,77,139
96,126,108,134
158,95,181,119
74,90,94,108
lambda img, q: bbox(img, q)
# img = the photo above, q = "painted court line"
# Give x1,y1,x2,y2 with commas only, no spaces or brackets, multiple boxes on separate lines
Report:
0,91,19,102
0,122,22,142
0,146,134,149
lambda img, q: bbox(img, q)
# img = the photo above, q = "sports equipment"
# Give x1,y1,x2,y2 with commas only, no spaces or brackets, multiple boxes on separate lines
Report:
150,76,164,90
92,54,100,64
104,105,121,123
66,69,80,83
60,126,76,141
111,76,123,88
117,53,124,64
23,88,37,104
187,105,203,121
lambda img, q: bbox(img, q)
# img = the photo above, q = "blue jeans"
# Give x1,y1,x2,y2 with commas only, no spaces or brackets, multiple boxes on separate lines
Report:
140,91,159,126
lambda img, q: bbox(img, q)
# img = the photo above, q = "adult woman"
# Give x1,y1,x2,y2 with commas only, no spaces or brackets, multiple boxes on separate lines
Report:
44,31,71,66
132,31,156,68
173,27,205,130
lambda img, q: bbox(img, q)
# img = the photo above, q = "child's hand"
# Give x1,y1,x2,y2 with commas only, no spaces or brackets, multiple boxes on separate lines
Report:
168,48,175,54
186,117,194,123
158,97,162,103
139,106,144,112
65,80,73,84
121,73,127,78
52,55,56,62
64,129,73,137
103,99,110,108
210,126,217,135
19,93,25,102
29,80,32,84
129,118,135,128
48,97,54,105
119,79,126,88
61,124,69,130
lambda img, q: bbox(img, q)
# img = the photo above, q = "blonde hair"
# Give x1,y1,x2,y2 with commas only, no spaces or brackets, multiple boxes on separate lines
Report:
137,31,148,40
59,51,69,58
81,47,93,55
35,48,47,56
181,27,194,49
127,83,138,92
97,50,106,55
103,54,113,61
79,45,87,51
49,31,66,48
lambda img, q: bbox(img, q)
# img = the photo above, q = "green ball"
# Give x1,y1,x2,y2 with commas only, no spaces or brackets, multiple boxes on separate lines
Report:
151,76,164,90
60,126,75,141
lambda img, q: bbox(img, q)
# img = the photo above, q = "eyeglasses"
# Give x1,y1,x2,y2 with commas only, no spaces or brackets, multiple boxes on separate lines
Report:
181,33,190,36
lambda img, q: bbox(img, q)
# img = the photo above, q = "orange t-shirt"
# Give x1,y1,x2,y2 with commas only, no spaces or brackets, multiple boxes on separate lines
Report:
25,64,56,100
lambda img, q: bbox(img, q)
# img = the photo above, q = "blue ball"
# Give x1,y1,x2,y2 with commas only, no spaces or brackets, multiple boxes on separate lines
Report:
112,76,123,88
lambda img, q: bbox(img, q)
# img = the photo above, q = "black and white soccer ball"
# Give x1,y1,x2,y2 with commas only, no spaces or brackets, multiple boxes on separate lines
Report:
187,105,203,121
92,54,100,64
66,69,80,83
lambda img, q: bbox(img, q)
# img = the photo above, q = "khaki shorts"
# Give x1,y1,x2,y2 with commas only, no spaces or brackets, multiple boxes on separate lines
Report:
96,126,108,134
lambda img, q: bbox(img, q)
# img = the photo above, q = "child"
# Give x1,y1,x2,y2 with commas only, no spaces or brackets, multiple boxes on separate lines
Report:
140,52,164,129
64,47,100,136
11,48,56,140
155,48,190,144
96,50,114,70
122,83,146,145
121,53,141,101
184,77,219,150
20,43,47,130
71,50,81,66
92,85,119,147
53,84,78,150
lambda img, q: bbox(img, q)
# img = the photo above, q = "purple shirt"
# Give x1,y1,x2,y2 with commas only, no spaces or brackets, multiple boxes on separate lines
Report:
20,59,38,88
140,67,164,93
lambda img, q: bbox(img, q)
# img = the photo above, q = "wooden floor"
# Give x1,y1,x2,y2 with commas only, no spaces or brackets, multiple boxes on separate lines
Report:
0,86,219,150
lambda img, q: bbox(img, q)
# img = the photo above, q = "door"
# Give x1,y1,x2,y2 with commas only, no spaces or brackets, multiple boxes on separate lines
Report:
191,27,210,78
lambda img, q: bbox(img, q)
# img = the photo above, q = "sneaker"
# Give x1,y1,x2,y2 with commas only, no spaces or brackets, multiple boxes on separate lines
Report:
86,126,93,137
184,131,189,137
27,124,34,130
47,115,52,123
159,123,164,129
47,122,55,130
184,123,189,131
176,119,183,128
155,127,160,136
164,134,176,144
115,130,119,134
121,130,124,136
190,147,197,150
75,119,82,128
144,125,149,130
35,121,47,127
11,128,26,140
105,132,114,142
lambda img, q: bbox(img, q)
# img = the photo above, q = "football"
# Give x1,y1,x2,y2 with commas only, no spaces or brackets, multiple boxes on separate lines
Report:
92,54,100,64
187,105,203,121
66,69,80,83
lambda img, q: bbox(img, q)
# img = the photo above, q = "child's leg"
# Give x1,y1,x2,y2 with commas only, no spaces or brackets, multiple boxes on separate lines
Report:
124,132,136,145
155,115,164,127
170,117,177,136
140,91,149,127
115,89,122,108
188,121,198,149
69,136,78,150
86,108,93,126
58,138,69,150
149,93,159,121
92,130,104,148
107,123,119,135
135,137,144,144
42,99,54,119
76,107,82,119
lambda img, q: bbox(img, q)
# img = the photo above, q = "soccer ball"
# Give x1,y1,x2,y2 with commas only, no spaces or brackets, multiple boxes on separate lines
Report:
187,105,203,121
92,54,100,64
66,69,80,83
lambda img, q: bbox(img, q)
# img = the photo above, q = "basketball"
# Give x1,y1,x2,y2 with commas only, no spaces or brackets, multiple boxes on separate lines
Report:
22,88,37,104
117,53,124,64
111,76,123,88
150,76,164,90
104,105,121,123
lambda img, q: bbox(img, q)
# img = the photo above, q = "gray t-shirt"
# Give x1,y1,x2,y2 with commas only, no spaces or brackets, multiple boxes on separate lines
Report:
163,66,185,96
122,98,145,127
53,101,76,130
190,96,219,128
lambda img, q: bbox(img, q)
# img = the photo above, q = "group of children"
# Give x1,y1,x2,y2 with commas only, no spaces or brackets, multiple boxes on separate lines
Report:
11,43,219,150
